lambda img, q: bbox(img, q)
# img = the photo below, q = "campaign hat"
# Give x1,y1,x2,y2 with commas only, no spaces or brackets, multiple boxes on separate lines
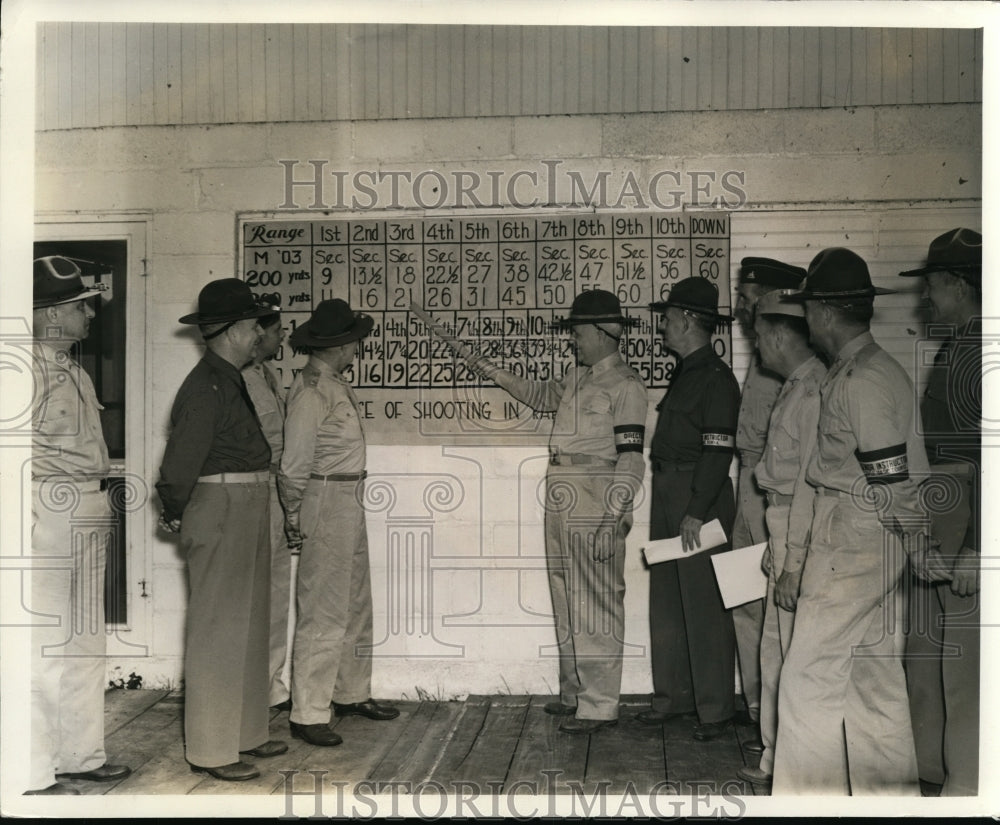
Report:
649,276,734,322
288,299,374,348
898,228,981,286
550,289,638,330
178,278,278,325
783,248,895,301
34,255,109,308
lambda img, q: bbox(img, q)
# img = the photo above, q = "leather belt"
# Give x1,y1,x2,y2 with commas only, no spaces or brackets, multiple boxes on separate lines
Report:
929,461,974,477
32,478,106,492
766,491,794,506
198,471,269,484
310,471,368,482
549,452,615,467
650,458,697,473
816,487,853,499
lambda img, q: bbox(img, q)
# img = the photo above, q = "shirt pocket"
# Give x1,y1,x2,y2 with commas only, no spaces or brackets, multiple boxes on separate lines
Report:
581,394,613,438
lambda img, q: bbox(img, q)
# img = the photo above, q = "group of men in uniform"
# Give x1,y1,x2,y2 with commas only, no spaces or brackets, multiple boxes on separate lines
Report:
27,225,980,796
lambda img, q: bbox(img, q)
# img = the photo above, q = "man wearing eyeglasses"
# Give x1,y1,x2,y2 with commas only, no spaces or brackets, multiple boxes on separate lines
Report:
28,256,132,795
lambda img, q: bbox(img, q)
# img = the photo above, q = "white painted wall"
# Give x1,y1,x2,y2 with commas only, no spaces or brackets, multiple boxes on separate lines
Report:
34,102,981,696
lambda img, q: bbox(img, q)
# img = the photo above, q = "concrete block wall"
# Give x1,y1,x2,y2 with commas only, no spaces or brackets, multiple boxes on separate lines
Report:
33,102,980,695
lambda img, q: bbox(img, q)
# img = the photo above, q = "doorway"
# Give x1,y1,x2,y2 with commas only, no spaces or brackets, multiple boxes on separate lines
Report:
35,218,150,653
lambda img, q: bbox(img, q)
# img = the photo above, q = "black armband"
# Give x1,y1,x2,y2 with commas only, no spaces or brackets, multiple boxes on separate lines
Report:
857,444,909,484
614,424,645,453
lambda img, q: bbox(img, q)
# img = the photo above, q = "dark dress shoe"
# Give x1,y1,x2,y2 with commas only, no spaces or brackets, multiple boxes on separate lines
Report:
737,766,772,787
332,699,399,721
56,764,132,782
636,708,694,725
270,699,292,712
24,782,80,795
743,737,765,755
693,719,733,741
290,721,343,747
240,740,289,758
189,761,260,781
543,701,577,716
559,717,618,735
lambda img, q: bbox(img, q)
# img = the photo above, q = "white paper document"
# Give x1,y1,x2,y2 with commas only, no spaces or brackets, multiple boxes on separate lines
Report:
710,542,769,609
640,518,728,565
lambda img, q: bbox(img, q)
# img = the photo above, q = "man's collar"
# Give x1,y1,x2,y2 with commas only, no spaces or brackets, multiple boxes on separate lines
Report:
833,331,875,364
590,350,624,376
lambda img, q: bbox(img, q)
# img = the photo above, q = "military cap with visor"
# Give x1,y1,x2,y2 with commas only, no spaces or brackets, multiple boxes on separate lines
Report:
738,257,806,289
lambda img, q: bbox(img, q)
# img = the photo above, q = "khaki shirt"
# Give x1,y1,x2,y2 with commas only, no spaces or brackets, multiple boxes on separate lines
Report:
500,351,648,515
806,332,929,531
736,355,782,466
755,355,826,570
31,341,110,480
242,361,286,468
279,357,366,521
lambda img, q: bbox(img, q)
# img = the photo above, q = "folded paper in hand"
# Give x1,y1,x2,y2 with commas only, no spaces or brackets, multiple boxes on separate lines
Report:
710,542,769,609
641,519,727,565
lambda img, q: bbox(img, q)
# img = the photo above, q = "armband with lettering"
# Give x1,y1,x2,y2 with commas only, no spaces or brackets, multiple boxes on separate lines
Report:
857,444,909,484
701,427,736,453
614,425,645,454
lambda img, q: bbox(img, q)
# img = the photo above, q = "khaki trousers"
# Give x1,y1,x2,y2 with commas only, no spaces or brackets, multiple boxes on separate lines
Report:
289,478,373,725
757,503,796,776
773,494,918,795
181,481,271,767
266,475,294,706
732,465,767,716
30,484,112,790
544,465,629,722
904,470,979,795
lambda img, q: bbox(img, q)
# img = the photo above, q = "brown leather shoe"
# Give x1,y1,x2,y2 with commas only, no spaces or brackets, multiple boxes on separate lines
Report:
559,717,618,734
240,740,289,758
290,721,343,747
543,701,577,716
24,782,80,795
332,699,399,721
189,761,260,781
56,764,132,782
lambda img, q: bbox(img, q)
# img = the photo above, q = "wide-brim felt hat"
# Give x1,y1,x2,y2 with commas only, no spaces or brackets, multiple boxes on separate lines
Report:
755,288,805,318
549,288,639,330
898,227,982,284
783,247,895,301
289,299,374,348
738,257,807,289
649,276,734,322
179,278,278,324
34,256,109,308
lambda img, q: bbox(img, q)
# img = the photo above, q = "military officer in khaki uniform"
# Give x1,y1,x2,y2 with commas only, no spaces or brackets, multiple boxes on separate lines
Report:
731,258,805,739
240,293,294,710
28,257,131,795
641,277,741,741
900,228,982,796
280,299,399,748
735,289,825,788
426,290,647,734
772,248,948,795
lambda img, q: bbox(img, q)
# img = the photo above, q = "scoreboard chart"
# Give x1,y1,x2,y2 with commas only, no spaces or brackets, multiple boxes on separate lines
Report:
240,212,731,443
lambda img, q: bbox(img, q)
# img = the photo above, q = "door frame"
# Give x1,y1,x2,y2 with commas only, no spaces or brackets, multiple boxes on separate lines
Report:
35,212,152,657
